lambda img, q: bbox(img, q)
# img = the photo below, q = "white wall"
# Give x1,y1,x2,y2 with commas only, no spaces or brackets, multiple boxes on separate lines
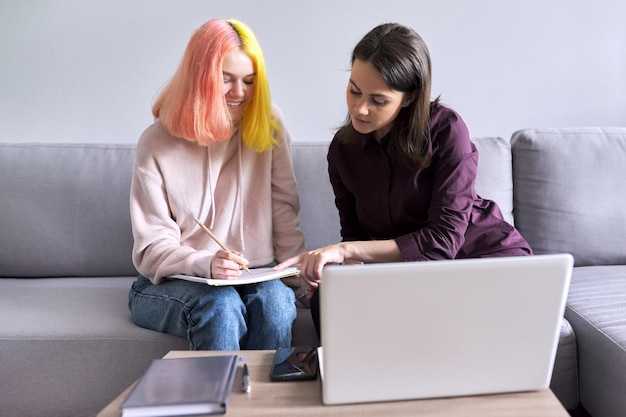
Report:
1,0,625,144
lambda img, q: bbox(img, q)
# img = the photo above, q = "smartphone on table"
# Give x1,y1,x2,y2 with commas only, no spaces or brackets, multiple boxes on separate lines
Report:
269,346,319,381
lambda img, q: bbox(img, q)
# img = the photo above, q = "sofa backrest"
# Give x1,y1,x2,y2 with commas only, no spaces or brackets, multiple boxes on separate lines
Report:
0,142,342,278
512,127,626,266
290,142,341,251
291,136,516,247
0,143,137,277
472,136,515,225
0,137,514,277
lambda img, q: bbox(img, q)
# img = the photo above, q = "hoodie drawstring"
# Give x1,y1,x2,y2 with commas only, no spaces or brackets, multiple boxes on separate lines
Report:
206,146,216,229
203,135,245,253
237,137,245,252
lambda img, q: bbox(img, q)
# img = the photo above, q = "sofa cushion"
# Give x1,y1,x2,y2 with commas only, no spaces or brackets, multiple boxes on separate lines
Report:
565,265,626,417
511,128,626,265
290,138,515,247
550,318,579,410
0,143,137,277
472,136,514,225
290,141,341,250
0,276,189,417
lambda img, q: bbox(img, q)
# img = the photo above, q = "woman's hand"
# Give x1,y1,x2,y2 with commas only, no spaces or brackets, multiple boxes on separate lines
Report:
275,239,403,286
211,250,249,279
275,243,347,286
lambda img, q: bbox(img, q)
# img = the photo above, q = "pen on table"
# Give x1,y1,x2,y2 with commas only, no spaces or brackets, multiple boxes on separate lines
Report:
193,217,251,274
242,363,251,393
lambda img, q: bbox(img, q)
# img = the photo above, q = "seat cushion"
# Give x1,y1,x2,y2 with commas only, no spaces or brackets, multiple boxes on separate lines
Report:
565,265,626,417
0,277,189,417
550,318,579,410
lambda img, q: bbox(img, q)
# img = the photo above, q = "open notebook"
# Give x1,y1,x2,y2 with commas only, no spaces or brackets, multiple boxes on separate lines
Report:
168,266,300,286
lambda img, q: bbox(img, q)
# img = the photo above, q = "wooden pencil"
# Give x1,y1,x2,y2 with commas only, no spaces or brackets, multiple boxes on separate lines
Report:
193,217,251,274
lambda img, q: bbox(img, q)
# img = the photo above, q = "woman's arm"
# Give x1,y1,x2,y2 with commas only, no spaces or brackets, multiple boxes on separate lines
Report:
275,239,402,286
270,106,307,262
394,107,476,261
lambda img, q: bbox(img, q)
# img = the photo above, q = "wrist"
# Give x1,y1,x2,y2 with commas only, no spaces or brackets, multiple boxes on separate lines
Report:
339,241,357,262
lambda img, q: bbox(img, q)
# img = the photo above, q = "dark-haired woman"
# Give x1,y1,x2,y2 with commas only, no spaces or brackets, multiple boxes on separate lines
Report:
276,23,532,337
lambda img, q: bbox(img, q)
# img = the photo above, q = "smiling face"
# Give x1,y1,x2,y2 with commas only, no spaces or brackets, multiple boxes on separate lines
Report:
346,59,413,141
222,49,256,124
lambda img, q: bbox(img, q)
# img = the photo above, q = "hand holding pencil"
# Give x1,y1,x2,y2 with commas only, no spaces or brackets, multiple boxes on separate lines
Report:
193,217,251,276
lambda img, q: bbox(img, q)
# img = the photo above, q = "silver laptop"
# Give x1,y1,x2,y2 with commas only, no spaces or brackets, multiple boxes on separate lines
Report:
319,253,573,405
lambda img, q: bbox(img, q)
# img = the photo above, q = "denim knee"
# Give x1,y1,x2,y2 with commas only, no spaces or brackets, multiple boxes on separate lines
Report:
238,280,296,349
127,275,296,350
186,287,247,350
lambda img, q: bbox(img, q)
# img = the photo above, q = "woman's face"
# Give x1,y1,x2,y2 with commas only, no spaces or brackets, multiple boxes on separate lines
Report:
346,59,412,141
222,49,256,124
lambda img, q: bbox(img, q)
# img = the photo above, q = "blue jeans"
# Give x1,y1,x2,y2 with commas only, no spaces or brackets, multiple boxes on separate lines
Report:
128,275,296,350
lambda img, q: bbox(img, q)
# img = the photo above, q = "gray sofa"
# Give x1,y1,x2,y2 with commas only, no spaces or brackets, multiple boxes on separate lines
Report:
1,127,625,417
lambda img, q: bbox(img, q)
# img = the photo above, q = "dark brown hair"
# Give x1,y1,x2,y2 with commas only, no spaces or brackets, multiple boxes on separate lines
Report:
338,23,439,169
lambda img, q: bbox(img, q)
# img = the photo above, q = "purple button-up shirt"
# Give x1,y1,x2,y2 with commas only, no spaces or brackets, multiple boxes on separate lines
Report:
327,104,532,261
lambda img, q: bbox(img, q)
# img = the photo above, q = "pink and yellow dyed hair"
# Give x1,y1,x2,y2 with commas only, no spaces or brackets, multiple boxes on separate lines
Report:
152,19,279,152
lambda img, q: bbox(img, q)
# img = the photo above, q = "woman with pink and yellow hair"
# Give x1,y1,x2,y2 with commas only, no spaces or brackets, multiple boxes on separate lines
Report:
128,19,307,350
152,19,279,151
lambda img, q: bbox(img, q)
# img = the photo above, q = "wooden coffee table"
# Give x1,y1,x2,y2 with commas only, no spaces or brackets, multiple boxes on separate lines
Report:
97,350,570,417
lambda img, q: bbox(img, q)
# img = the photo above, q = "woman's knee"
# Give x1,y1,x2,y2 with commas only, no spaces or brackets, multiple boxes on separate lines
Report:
258,282,297,323
251,280,296,303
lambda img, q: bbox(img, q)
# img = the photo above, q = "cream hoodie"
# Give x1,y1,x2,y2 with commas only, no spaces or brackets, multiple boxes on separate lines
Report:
130,107,307,284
